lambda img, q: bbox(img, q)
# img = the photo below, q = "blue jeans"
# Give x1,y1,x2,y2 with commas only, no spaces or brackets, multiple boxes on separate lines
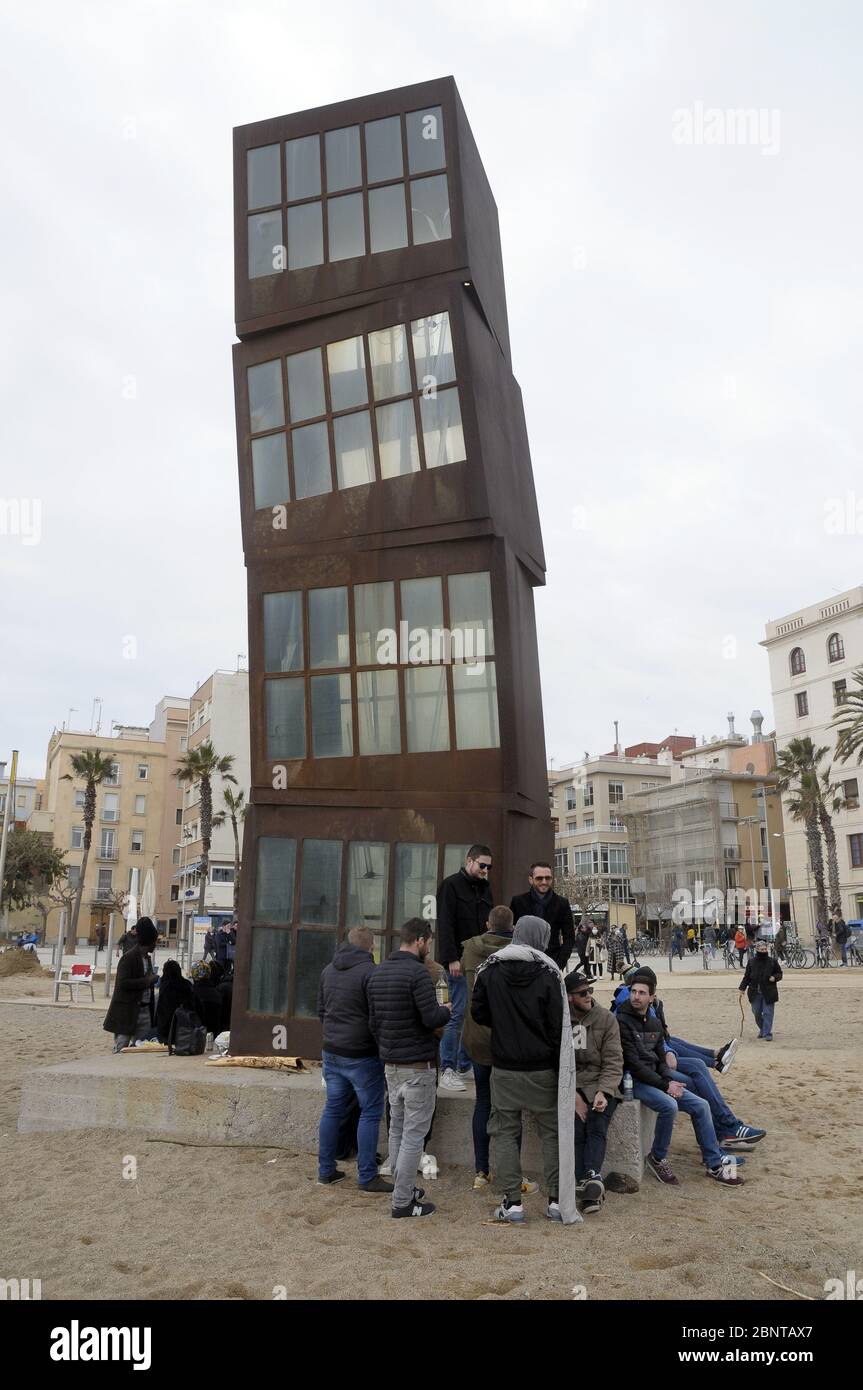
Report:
439,969,470,1072
668,1037,716,1068
319,1051,385,1185
632,1078,723,1169
751,996,775,1038
472,1061,523,1174
668,1058,739,1138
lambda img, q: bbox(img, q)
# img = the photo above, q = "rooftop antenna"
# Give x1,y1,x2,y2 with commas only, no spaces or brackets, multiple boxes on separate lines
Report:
65,707,77,731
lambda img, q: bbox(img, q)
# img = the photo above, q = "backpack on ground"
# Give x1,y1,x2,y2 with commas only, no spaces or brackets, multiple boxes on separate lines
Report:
168,1007,206,1056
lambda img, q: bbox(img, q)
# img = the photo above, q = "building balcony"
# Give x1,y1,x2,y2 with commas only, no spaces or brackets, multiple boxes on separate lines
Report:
95,849,119,861
719,802,739,819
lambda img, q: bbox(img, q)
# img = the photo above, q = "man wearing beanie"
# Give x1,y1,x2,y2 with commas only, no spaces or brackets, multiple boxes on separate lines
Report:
103,916,160,1051
739,938,783,1040
565,970,623,1214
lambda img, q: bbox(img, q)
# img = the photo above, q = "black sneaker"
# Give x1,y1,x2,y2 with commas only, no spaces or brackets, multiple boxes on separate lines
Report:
581,1193,604,1216
316,1170,346,1186
582,1173,604,1206
358,1176,394,1194
646,1152,680,1186
392,1197,436,1217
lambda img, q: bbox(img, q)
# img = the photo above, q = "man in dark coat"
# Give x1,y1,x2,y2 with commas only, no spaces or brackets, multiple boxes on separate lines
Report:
104,918,159,1051
739,939,783,1040
435,844,493,1089
317,927,389,1193
510,862,575,971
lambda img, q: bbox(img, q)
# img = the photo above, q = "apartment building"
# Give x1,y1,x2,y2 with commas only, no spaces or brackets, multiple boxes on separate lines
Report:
0,763,42,827
176,670,251,949
148,696,191,940
762,584,863,928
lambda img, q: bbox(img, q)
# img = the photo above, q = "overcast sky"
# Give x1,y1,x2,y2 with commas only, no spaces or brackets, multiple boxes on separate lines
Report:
1,0,861,778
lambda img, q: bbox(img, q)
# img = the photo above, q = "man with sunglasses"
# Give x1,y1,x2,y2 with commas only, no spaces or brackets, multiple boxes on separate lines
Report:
436,845,494,1091
510,863,576,971
565,970,624,1214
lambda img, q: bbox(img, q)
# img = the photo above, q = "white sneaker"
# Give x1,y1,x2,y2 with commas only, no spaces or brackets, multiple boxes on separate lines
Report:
439,1068,467,1092
419,1152,438,1180
379,1161,393,1177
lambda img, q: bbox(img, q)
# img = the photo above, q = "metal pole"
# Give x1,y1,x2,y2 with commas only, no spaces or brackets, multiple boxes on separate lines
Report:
104,911,115,997
52,908,67,1002
0,750,19,932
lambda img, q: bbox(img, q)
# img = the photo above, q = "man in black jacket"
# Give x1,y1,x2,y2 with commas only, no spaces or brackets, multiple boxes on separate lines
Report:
739,939,783,1039
510,862,575,971
367,919,451,1218
617,972,744,1188
435,844,493,1090
317,928,389,1193
470,916,565,1223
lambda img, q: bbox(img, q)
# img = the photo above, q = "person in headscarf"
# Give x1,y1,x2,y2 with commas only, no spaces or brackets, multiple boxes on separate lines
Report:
154,959,194,1045
470,916,580,1226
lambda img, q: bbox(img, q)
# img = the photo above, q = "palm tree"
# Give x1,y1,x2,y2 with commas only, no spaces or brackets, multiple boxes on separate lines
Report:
61,748,116,947
775,738,830,931
832,666,863,765
212,787,247,919
175,741,236,919
818,767,846,918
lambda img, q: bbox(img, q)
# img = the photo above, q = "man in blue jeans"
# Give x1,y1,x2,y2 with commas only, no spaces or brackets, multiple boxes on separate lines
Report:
616,973,744,1187
435,844,494,1091
317,927,389,1193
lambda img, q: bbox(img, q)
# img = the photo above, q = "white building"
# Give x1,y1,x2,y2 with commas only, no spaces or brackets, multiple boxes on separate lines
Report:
762,584,863,928
176,670,251,943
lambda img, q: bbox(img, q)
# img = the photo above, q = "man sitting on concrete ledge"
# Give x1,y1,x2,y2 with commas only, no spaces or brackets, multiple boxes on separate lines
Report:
565,971,623,1216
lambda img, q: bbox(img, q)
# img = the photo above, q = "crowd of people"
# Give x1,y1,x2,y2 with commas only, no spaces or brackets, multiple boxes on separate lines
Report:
315,847,778,1222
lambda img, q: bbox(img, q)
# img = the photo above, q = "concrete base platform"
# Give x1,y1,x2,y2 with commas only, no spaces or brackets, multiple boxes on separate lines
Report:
18,1055,655,1182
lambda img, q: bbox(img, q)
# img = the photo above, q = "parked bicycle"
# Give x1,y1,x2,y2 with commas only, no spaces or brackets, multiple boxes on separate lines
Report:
815,939,839,969
846,939,863,967
722,941,741,970
784,940,815,969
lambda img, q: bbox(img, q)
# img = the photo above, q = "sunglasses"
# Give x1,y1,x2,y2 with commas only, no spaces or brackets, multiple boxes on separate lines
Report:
476,862,492,871
572,987,593,998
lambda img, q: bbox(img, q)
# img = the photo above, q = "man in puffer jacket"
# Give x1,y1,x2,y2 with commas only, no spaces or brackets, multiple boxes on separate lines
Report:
317,927,387,1194
565,970,623,1214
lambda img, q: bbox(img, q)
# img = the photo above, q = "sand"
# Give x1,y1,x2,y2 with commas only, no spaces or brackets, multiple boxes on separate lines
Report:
1,968,861,1301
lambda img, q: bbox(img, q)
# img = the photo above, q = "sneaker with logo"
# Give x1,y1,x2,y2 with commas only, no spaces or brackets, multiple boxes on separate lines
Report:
473,1172,491,1190
707,1164,745,1186
716,1038,739,1074
722,1123,766,1146
581,1173,605,1204
646,1152,680,1186
707,1154,746,1169
392,1196,436,1217
439,1068,467,1092
494,1197,525,1224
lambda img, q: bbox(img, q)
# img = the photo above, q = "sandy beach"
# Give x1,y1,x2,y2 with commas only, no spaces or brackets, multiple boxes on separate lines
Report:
1,967,861,1301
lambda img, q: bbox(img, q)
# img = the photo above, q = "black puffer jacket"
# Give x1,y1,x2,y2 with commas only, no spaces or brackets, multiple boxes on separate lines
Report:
367,951,450,1064
739,954,783,1005
615,999,675,1091
470,958,563,1071
317,942,377,1059
435,869,493,966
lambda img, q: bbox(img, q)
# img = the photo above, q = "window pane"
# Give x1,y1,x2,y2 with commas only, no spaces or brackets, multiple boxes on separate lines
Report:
328,193,365,261
286,134,320,201
300,840,343,924
254,837,297,923
443,844,470,880
292,422,331,499
311,674,353,757
354,581,395,665
287,348,325,422
453,661,499,749
401,576,443,633
265,678,305,759
325,125,361,192
357,670,401,754
405,667,449,752
309,586,349,668
411,312,456,386
406,106,446,174
368,324,411,399
247,143,281,210
248,360,285,433
248,210,282,279
448,571,494,658
365,115,403,183
394,843,438,927
327,336,368,411
369,184,408,253
377,399,419,479
288,201,323,269
264,591,304,672
346,841,390,932
252,433,289,509
421,386,466,467
248,927,291,1013
295,930,337,1016
410,174,451,244
334,410,375,489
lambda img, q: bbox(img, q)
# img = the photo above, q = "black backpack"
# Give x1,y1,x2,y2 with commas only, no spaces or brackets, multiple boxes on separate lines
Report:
168,1007,206,1056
